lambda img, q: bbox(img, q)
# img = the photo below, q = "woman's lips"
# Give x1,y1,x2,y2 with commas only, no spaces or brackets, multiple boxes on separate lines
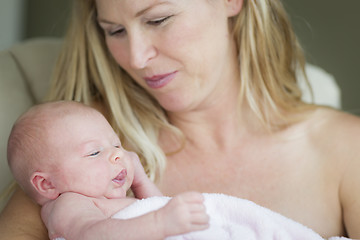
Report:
144,71,177,89
112,169,127,186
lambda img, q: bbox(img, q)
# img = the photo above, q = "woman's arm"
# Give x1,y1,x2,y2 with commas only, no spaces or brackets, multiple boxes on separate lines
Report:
334,113,360,238
0,186,48,240
340,151,360,238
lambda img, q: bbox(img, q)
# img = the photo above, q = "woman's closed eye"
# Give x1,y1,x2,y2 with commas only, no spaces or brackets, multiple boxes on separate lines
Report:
105,15,173,37
108,28,125,37
147,15,173,26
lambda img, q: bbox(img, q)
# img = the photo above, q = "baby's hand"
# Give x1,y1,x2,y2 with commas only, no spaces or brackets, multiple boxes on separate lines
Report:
157,192,209,237
130,151,163,198
130,151,148,187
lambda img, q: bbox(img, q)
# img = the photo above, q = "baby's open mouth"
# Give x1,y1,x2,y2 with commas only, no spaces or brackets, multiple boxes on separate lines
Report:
112,169,127,186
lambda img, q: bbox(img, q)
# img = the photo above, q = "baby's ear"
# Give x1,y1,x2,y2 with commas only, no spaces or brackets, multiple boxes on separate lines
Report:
31,172,60,200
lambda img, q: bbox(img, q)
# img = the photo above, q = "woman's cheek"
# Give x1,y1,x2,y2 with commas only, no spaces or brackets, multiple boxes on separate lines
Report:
106,39,128,67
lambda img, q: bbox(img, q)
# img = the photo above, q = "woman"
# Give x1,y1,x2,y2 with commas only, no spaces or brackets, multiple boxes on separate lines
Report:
1,0,359,239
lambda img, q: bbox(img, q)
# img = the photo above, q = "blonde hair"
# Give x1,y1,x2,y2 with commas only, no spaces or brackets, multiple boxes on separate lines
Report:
234,0,311,127
46,0,311,181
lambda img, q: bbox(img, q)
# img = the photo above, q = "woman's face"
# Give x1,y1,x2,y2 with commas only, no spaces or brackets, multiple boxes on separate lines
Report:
96,0,241,113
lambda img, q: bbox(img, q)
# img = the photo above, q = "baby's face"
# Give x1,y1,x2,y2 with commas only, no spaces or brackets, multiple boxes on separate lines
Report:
45,110,136,199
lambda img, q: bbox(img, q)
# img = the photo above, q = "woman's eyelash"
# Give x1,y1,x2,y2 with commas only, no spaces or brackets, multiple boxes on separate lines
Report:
106,15,173,36
108,28,125,36
148,15,173,26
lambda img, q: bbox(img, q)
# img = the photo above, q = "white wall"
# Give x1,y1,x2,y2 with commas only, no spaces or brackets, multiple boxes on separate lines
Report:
0,0,26,50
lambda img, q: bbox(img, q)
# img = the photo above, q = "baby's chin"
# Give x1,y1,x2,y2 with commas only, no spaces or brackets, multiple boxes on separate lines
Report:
104,192,125,200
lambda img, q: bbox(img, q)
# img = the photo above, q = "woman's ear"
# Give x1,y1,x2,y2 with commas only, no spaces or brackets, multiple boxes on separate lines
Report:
31,172,60,200
225,0,243,17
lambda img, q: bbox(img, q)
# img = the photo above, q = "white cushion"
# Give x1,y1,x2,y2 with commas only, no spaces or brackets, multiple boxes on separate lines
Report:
300,64,341,109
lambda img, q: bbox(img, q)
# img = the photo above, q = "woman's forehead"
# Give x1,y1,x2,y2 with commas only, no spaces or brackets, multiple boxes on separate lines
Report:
95,0,185,17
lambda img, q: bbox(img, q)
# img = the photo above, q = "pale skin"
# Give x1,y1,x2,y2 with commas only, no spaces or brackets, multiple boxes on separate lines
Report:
42,192,207,240
1,0,360,239
9,103,209,240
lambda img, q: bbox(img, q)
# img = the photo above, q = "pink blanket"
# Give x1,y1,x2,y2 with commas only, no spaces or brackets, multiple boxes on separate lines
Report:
113,193,350,240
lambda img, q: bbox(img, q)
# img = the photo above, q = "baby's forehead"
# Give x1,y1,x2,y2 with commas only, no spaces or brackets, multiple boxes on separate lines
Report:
17,104,96,139
36,104,99,123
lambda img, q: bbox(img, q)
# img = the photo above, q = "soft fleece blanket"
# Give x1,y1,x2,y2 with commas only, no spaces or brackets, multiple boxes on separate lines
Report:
113,193,350,240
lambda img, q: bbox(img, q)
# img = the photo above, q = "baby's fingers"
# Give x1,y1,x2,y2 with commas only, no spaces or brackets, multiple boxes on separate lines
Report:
189,212,210,231
191,211,209,225
188,201,206,212
189,202,209,231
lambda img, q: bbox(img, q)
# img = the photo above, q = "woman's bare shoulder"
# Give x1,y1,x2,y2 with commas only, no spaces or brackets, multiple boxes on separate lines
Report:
304,107,360,165
310,109,360,238
309,107,360,140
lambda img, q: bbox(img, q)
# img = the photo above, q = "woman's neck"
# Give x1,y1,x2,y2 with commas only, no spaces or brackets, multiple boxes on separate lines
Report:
163,97,267,154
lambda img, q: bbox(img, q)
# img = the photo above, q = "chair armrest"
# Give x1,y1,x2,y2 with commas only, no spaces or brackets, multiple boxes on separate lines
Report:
0,38,62,211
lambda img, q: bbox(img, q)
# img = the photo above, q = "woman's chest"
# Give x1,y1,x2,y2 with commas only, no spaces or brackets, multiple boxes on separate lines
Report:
158,146,344,237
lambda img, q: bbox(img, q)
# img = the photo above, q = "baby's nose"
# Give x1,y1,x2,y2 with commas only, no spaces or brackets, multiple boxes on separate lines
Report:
110,155,120,164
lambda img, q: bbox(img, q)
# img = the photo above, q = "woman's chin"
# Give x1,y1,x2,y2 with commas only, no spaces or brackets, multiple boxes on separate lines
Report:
157,96,193,113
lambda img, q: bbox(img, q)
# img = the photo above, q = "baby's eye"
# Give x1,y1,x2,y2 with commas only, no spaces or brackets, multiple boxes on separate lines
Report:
147,15,172,26
89,151,100,157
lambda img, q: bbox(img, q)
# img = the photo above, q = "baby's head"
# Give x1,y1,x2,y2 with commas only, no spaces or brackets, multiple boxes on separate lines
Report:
7,101,136,205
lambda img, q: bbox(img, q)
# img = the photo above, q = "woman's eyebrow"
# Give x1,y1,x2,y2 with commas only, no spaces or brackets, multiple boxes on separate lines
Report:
97,1,172,25
97,18,113,25
135,1,170,17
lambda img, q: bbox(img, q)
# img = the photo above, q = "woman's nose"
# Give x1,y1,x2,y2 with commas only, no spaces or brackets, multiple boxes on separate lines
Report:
129,31,157,69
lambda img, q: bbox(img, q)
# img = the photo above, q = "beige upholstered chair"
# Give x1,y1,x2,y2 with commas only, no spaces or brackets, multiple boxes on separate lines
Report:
0,38,62,210
0,38,341,211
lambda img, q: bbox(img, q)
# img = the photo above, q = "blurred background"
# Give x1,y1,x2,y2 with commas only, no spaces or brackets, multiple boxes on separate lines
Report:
0,0,359,115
